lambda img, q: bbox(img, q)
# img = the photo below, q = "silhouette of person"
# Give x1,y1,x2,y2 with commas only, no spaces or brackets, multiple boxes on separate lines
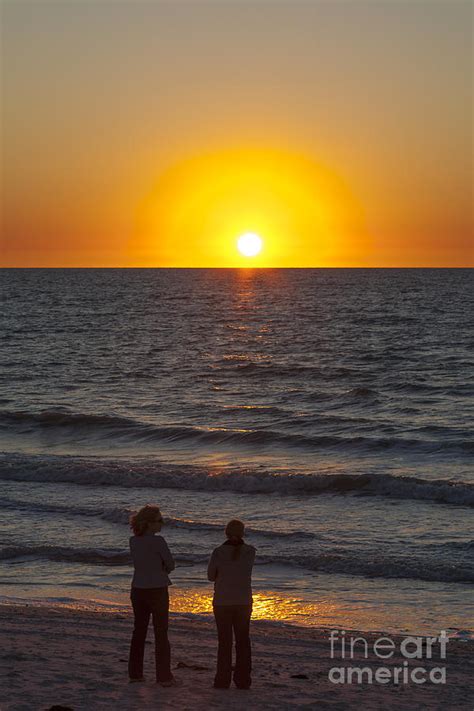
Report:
208,519,256,689
128,504,178,686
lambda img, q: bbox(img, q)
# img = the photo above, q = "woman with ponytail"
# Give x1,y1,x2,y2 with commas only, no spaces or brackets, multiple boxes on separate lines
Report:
207,519,256,689
128,504,178,687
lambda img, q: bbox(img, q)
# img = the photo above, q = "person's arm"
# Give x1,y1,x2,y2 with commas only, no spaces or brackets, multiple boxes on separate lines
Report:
249,547,256,568
207,549,218,581
156,536,175,573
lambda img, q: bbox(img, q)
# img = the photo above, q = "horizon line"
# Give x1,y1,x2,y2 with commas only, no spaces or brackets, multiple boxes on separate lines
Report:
0,265,472,270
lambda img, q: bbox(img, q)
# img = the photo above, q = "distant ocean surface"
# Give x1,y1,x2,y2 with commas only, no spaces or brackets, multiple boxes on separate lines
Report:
1,268,473,634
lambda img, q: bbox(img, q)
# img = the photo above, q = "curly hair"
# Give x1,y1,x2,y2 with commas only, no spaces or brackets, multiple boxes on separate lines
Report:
129,504,162,536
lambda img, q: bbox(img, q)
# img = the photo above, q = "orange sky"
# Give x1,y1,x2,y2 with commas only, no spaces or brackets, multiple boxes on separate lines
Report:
1,1,472,267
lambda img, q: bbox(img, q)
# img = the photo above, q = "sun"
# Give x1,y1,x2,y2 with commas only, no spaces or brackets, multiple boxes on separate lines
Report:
237,232,263,257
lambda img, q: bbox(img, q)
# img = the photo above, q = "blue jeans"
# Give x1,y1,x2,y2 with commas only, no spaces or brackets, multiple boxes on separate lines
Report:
128,586,172,682
213,604,252,688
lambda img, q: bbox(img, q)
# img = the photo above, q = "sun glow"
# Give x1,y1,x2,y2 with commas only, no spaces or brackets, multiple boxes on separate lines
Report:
133,148,368,267
237,232,263,257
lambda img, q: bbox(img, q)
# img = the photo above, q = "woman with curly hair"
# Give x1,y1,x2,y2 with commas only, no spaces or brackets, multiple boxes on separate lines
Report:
128,504,178,687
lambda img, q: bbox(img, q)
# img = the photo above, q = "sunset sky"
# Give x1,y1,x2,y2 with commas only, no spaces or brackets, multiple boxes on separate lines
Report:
1,0,472,267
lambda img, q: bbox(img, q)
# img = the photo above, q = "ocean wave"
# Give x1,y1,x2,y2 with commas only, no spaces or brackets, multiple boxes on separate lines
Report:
1,543,471,584
0,544,131,566
0,408,472,455
260,553,474,584
344,387,380,399
393,383,474,397
0,496,314,540
0,454,473,507
213,404,288,416
223,362,323,379
0,409,139,430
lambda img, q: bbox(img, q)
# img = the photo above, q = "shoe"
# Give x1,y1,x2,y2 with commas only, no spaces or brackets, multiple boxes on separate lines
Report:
213,683,230,689
158,676,181,687
129,677,145,683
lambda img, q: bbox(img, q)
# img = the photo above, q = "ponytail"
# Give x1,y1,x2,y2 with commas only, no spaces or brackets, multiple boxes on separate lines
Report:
230,537,243,560
225,519,245,560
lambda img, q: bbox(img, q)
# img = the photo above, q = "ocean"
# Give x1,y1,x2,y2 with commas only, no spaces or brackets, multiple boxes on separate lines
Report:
1,268,472,635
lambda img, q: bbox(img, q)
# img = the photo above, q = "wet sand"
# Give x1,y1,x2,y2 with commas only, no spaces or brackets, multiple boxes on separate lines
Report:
1,602,472,710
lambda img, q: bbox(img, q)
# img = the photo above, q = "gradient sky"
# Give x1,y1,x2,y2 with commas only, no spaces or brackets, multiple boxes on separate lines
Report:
1,0,472,267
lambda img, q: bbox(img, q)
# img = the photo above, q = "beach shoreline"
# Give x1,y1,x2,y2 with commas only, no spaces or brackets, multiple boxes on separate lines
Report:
1,601,472,710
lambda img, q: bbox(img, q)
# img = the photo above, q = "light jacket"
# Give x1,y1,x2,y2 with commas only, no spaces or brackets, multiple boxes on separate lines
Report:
130,533,175,588
208,541,256,606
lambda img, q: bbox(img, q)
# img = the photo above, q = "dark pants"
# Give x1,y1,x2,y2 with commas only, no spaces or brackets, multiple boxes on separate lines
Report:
128,586,172,683
213,604,252,689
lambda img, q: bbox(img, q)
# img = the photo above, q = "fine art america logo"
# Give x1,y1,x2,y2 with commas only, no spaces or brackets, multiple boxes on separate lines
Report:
328,630,448,685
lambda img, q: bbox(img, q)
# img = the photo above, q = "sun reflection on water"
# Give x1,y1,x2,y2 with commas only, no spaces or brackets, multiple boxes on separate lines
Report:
169,588,338,625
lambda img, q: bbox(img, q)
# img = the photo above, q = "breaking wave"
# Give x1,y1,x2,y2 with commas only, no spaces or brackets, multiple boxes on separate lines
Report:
0,454,473,507
1,409,472,455
0,496,314,540
1,543,471,584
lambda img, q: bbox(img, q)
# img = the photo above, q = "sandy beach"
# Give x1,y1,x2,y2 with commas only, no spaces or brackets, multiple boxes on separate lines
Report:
1,602,472,710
